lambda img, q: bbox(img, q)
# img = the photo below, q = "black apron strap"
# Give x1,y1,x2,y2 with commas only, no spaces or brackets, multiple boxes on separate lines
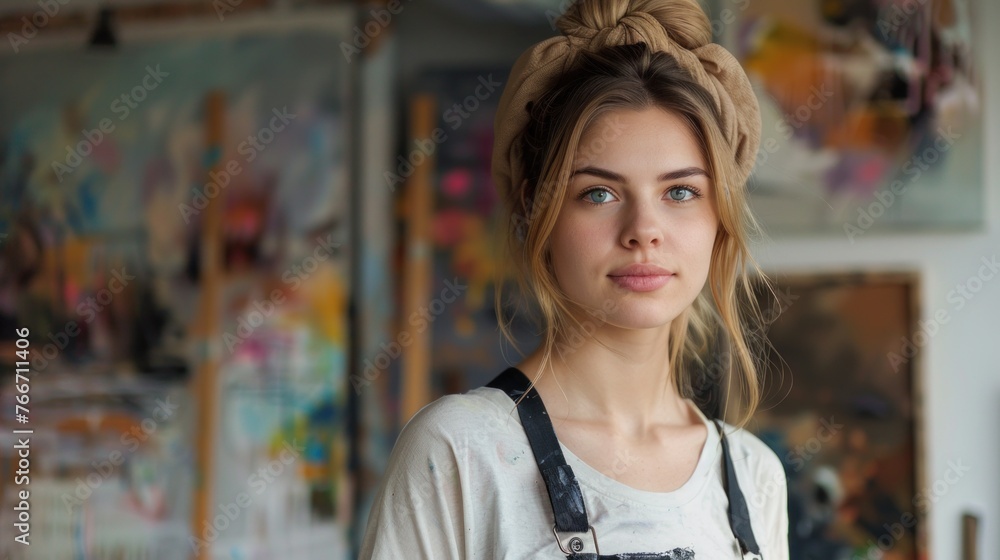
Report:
486,367,591,533
714,418,762,557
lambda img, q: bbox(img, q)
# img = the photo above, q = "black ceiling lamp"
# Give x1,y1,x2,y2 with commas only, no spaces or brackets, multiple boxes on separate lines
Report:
89,7,118,48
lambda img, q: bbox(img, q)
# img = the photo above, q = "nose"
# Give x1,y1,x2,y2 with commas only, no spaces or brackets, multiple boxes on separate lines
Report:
619,198,664,249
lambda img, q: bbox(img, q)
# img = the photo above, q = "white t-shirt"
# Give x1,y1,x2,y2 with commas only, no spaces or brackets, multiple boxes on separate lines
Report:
359,384,790,559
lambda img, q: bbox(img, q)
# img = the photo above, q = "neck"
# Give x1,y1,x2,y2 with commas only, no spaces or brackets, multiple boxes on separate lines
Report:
518,323,693,438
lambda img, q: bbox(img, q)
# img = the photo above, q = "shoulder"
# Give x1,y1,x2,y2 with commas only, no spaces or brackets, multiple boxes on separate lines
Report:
714,420,788,513
380,385,526,502
398,385,516,434
714,420,789,556
715,420,787,492
393,385,519,451
360,388,519,558
719,420,784,471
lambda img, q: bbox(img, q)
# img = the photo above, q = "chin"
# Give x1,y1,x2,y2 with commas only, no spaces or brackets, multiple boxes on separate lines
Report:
601,302,685,330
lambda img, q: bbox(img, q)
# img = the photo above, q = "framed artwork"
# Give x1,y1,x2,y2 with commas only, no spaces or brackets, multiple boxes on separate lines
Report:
711,0,982,236
747,271,926,559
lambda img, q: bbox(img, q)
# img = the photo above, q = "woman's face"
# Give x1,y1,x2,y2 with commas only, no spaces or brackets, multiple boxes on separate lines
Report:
546,106,718,329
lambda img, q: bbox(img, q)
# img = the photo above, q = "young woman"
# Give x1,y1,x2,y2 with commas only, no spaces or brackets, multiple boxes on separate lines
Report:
360,0,789,558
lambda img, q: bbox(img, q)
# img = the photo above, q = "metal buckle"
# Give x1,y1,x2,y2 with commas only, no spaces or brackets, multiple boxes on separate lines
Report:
552,524,600,555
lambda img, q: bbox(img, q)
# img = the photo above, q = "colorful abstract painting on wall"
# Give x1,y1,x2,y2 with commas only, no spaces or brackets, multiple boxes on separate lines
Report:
717,0,981,236
0,27,354,558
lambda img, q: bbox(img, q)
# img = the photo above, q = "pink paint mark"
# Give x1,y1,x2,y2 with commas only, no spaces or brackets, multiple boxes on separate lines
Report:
826,152,890,196
441,169,472,198
65,281,80,312
857,157,885,187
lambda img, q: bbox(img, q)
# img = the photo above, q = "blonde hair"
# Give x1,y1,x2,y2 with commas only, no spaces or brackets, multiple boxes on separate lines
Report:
493,0,776,429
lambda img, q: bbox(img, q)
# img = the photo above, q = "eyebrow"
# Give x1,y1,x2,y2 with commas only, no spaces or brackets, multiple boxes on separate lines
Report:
571,165,708,183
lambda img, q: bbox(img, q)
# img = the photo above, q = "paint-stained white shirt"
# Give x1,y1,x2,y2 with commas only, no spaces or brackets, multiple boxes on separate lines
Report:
359,384,789,559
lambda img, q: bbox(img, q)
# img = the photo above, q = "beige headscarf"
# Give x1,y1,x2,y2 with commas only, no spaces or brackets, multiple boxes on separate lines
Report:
491,0,761,207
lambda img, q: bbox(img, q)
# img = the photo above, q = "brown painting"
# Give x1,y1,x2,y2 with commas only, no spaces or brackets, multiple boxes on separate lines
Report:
748,272,926,559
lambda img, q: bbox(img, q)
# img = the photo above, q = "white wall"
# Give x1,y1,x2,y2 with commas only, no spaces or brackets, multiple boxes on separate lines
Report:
750,0,1000,556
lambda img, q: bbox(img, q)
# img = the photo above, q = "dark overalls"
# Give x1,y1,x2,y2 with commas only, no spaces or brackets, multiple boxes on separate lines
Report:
486,367,762,559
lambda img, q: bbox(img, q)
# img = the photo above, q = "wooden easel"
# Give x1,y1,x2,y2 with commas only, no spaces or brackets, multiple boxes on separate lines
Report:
190,91,225,560
399,94,437,425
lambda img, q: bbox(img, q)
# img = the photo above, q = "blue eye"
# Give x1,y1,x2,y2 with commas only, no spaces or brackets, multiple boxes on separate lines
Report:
579,187,617,205
668,186,701,202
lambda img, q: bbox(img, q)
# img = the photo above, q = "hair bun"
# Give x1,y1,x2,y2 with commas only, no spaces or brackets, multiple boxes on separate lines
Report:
556,0,712,51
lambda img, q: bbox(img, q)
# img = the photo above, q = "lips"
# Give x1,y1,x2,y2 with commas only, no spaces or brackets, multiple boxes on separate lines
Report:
607,263,674,277
607,263,675,293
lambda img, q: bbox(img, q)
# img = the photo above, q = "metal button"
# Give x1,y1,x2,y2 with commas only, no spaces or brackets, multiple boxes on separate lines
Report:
568,537,584,552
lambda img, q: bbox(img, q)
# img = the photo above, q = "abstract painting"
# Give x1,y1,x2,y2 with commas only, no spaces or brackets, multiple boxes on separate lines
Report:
0,19,354,559
711,0,982,236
